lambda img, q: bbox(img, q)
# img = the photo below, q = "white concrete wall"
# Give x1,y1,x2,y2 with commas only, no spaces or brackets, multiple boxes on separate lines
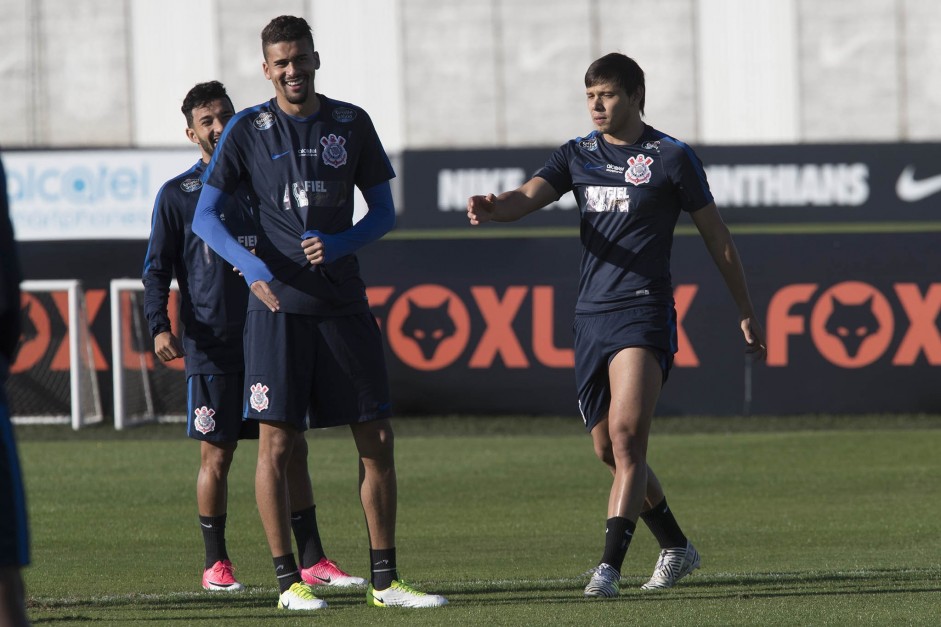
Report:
310,0,405,152
34,0,132,146
900,0,941,140
0,0,32,145
697,0,799,144
129,0,218,147
798,0,900,141
0,0,938,149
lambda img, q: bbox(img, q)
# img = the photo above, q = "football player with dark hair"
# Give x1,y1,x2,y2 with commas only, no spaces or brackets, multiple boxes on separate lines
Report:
144,80,364,596
192,17,446,610
467,52,766,598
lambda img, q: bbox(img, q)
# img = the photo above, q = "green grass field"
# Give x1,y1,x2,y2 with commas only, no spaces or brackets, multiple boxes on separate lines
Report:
15,416,941,625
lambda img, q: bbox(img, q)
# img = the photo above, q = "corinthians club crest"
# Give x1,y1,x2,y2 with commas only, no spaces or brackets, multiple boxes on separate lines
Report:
193,406,216,434
625,153,654,186
250,382,269,412
320,133,348,168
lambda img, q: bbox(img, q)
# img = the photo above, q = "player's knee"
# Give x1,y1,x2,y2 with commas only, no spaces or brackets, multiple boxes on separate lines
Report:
609,431,646,466
202,444,235,474
352,419,394,457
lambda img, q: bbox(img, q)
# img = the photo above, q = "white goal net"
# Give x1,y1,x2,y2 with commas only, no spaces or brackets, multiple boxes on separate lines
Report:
10,280,104,430
110,278,187,429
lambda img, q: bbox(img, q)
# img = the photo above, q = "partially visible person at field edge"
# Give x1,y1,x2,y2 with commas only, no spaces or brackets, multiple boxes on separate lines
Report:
0,150,31,627
143,80,365,595
466,52,767,598
191,16,447,610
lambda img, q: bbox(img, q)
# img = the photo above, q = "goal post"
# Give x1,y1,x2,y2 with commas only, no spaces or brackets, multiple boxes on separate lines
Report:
11,280,104,430
110,278,187,429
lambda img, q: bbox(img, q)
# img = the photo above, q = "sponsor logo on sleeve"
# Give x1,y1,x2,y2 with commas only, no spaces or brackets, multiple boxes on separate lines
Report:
579,138,598,151
253,112,275,130
333,107,358,123
180,178,202,193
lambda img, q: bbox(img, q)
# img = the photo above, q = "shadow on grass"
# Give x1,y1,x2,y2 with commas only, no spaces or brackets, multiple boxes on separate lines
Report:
451,566,941,605
29,585,366,612
28,567,941,619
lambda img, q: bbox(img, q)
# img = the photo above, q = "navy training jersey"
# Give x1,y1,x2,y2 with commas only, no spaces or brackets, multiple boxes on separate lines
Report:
534,125,713,314
142,161,258,376
202,95,395,315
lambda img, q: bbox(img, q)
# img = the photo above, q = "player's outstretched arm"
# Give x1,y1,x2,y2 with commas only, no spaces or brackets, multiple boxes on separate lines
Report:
690,202,766,360
467,177,559,225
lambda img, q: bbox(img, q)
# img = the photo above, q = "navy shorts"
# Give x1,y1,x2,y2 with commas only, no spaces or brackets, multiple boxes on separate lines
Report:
243,311,392,430
574,304,676,432
1,388,29,568
187,373,259,442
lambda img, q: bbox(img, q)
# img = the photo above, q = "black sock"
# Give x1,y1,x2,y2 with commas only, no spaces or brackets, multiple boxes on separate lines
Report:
370,547,398,590
290,505,325,568
199,514,229,569
274,554,302,593
640,497,687,549
600,516,636,573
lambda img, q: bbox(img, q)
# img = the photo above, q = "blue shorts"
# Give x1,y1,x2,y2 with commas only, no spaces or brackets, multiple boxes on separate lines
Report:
1,389,29,568
187,373,259,442
243,311,392,430
574,304,676,432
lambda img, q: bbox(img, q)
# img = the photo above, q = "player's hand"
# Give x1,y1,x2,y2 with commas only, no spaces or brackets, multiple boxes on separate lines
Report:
302,236,325,265
251,280,280,312
153,331,185,362
741,317,767,361
467,193,497,226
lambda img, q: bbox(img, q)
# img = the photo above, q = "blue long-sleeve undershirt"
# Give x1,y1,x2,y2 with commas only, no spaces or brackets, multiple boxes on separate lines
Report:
193,181,395,286
192,184,273,286
302,181,396,263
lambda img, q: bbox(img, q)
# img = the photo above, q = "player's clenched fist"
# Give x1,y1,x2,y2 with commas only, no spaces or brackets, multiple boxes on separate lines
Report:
466,193,497,226
153,331,185,362
302,235,325,265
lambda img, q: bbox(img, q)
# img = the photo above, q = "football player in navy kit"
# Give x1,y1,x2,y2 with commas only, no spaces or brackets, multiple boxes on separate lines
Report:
467,53,767,598
0,152,30,627
191,17,446,610
144,81,365,596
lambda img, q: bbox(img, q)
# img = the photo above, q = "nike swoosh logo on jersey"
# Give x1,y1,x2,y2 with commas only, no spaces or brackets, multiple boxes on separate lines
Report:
896,166,941,202
271,151,291,160
584,163,605,170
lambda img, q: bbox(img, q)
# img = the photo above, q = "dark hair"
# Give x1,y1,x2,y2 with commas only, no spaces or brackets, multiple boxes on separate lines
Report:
585,53,645,115
261,15,314,55
181,81,232,127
